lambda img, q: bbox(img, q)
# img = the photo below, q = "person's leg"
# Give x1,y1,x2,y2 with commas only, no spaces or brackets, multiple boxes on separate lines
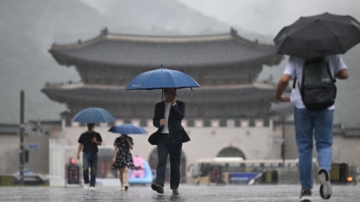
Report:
155,136,169,187
314,109,334,172
169,143,182,190
294,107,314,190
119,169,124,190
124,167,129,191
123,168,129,185
314,109,333,199
82,153,90,186
89,154,98,187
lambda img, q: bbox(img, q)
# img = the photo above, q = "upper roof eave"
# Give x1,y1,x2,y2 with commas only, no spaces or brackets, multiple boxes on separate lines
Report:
50,28,275,50
49,50,281,69
49,28,281,68
41,86,276,104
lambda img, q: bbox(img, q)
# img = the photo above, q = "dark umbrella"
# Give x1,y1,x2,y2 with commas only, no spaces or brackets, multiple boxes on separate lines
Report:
108,124,147,135
72,107,115,123
274,12,360,59
125,68,200,90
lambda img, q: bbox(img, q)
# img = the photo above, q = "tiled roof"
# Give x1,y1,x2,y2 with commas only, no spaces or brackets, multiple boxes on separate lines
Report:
28,120,61,125
269,102,294,116
332,124,344,135
49,30,281,68
0,123,19,135
42,84,276,104
344,128,360,137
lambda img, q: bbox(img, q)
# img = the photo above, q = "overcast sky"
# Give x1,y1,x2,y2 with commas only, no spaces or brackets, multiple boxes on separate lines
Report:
179,0,360,36
81,0,360,36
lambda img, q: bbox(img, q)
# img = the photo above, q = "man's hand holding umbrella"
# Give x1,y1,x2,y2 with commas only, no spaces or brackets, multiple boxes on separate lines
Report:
91,136,101,146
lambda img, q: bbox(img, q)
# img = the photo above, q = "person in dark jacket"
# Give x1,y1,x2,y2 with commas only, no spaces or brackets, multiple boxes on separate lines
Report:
150,88,190,195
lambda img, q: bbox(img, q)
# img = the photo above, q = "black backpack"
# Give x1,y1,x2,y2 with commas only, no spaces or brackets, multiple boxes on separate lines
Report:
293,57,337,110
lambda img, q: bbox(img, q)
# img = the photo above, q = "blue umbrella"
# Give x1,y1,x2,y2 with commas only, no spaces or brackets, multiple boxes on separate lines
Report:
125,68,200,90
108,124,147,135
72,107,115,123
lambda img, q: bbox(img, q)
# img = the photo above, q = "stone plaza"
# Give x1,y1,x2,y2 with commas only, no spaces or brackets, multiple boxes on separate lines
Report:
0,184,359,202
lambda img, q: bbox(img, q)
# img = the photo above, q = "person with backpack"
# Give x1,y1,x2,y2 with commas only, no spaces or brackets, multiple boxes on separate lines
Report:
275,55,349,201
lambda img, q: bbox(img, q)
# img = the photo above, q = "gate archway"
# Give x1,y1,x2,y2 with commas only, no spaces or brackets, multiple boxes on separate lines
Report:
217,147,246,159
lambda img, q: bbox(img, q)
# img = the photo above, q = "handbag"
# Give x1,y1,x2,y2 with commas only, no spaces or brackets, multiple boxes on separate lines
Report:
148,131,160,145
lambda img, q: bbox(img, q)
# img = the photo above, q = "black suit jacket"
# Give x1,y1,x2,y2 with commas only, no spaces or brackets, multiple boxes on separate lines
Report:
149,100,190,145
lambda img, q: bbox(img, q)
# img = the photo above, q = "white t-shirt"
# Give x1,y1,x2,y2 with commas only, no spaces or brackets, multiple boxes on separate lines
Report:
283,55,347,110
161,102,172,134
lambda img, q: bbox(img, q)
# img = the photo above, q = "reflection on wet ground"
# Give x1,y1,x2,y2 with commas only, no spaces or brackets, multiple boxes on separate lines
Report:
0,184,359,202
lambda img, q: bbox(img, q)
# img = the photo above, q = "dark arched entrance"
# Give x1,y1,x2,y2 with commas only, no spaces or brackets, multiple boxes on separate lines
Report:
217,147,246,159
149,148,187,183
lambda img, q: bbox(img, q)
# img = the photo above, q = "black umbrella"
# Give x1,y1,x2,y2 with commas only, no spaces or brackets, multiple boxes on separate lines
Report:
274,12,360,59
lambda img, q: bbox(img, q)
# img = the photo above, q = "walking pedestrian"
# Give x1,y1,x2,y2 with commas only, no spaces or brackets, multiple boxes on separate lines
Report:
275,55,349,201
149,88,190,195
112,134,135,191
76,123,103,191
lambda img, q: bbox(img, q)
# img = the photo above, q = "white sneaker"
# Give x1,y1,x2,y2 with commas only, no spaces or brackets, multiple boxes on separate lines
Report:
84,184,89,190
318,168,332,200
90,187,95,191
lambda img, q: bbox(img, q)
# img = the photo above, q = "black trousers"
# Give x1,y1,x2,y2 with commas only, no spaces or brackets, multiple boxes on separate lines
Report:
156,134,182,189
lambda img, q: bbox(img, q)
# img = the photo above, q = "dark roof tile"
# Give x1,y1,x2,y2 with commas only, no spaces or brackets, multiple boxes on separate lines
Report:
50,32,280,67
42,85,276,104
344,128,360,137
0,123,19,135
333,124,344,135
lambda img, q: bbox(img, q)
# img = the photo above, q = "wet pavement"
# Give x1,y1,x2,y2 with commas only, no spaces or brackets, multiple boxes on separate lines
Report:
0,184,359,202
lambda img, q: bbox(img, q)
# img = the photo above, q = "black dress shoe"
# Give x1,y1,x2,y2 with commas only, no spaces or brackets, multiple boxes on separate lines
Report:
151,183,164,194
125,185,129,191
172,189,179,195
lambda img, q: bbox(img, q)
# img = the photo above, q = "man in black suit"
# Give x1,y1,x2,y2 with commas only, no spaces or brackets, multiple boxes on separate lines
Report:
150,88,190,195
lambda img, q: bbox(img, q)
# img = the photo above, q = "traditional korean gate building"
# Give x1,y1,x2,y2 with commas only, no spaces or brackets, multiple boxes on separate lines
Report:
44,28,285,184
45,28,282,122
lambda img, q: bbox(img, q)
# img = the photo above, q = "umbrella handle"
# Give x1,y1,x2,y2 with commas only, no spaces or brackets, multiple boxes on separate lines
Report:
162,89,165,119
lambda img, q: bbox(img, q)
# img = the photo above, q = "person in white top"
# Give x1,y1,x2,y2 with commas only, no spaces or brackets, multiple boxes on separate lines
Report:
275,55,349,201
